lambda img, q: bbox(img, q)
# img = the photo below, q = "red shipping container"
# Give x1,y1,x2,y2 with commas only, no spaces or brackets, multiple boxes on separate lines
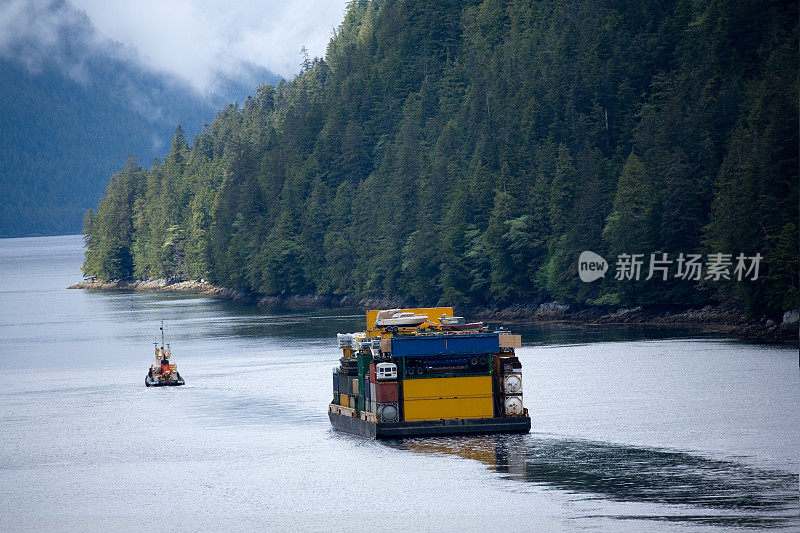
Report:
375,381,398,403
369,363,376,383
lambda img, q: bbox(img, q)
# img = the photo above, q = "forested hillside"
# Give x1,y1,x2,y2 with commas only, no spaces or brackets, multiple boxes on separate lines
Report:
0,0,279,237
83,0,798,318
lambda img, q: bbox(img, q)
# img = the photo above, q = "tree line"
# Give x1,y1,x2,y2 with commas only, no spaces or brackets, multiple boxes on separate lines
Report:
83,0,798,318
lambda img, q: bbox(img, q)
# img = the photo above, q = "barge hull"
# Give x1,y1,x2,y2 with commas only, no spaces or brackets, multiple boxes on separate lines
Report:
329,409,530,439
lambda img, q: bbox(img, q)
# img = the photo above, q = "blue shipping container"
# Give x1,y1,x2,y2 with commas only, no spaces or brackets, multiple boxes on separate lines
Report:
391,334,500,357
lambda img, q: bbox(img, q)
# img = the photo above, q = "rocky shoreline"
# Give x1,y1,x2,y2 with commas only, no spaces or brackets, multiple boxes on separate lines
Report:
69,278,255,303
471,303,799,342
68,278,799,343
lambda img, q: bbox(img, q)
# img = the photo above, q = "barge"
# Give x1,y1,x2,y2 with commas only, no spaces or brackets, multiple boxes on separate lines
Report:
329,307,530,438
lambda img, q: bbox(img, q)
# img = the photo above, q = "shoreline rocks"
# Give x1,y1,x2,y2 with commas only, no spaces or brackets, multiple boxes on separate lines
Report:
68,278,798,343
68,278,256,303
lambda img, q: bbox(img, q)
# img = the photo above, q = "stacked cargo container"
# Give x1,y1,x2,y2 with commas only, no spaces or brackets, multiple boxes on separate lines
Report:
374,362,399,422
402,375,493,421
497,333,524,416
329,308,530,438
390,334,499,421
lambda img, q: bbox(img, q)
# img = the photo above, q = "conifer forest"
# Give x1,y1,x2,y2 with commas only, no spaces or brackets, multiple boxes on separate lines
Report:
83,0,799,319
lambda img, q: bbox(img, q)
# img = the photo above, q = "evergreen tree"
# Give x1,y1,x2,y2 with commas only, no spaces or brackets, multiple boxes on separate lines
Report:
82,0,798,319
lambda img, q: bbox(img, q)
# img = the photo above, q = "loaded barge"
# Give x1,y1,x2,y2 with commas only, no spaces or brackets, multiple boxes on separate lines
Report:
329,307,531,439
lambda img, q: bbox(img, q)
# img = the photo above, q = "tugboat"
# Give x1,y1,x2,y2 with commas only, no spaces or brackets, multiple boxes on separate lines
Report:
145,322,185,387
329,308,530,438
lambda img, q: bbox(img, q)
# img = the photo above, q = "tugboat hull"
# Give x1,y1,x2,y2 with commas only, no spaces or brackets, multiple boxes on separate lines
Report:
145,372,185,387
329,406,530,439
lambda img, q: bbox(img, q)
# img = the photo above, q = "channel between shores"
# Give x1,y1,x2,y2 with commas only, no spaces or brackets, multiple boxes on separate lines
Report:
68,278,799,342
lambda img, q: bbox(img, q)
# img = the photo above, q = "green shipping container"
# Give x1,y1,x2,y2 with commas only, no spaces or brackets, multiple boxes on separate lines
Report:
356,352,373,377
357,395,365,412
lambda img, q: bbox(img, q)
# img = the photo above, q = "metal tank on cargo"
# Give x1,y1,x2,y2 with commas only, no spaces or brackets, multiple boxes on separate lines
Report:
328,308,531,438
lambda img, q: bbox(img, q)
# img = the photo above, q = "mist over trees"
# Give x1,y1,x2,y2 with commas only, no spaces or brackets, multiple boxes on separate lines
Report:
0,1,280,237
83,0,798,318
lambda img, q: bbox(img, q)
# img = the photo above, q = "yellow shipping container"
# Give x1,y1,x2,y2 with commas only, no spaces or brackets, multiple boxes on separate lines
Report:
402,375,493,400
339,394,349,407
403,395,494,421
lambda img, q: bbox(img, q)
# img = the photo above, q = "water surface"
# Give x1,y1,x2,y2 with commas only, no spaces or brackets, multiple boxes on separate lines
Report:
0,235,797,531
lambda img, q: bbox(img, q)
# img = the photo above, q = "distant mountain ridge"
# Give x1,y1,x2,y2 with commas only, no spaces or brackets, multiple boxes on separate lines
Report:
0,0,281,237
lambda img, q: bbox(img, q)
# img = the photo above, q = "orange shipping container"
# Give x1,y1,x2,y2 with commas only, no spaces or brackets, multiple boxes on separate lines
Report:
499,334,522,348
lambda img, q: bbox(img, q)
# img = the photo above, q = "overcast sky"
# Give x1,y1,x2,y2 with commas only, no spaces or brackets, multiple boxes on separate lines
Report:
1,0,350,94
72,0,350,89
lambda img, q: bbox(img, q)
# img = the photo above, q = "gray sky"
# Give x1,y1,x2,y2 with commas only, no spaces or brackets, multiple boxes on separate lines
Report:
1,0,350,93
72,0,350,89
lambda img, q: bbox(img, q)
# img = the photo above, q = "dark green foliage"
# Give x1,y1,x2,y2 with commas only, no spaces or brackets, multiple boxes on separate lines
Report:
82,156,142,279
84,0,798,318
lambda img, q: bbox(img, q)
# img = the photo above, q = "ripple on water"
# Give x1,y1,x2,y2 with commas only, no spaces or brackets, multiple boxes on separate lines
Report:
386,434,800,529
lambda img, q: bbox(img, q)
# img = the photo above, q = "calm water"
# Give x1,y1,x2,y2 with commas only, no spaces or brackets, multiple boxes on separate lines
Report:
0,235,797,531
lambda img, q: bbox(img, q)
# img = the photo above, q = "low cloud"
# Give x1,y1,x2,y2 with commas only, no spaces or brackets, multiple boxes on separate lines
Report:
0,0,107,81
70,0,350,93
0,0,349,95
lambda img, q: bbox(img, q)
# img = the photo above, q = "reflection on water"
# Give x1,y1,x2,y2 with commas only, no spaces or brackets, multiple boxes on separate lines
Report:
93,289,734,347
388,435,800,528
512,322,726,346
97,290,367,341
